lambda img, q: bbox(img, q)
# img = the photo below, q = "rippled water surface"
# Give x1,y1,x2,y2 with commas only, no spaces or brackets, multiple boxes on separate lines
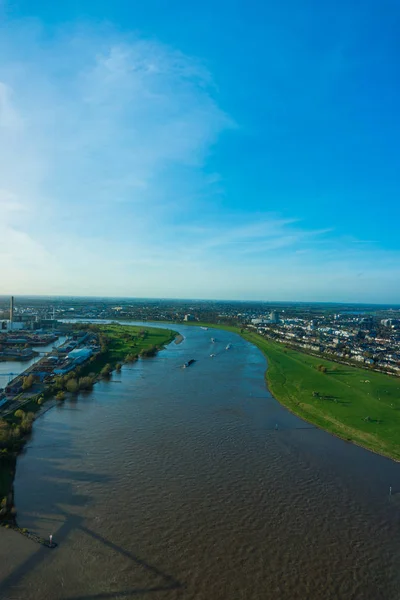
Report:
1,324,400,600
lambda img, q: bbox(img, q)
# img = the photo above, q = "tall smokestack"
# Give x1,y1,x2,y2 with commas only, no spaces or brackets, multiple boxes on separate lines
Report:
10,296,14,323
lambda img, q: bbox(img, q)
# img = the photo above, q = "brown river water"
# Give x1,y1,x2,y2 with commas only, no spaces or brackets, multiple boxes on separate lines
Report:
1,323,400,600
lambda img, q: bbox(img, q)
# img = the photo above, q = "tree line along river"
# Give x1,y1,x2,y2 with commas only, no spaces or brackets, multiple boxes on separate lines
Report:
1,321,400,600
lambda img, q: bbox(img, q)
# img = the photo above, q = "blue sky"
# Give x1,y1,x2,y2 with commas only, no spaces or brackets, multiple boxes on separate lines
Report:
1,0,399,302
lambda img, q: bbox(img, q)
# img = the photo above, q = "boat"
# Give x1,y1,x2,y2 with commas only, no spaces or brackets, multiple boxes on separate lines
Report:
226,344,231,350
183,359,196,368
210,353,216,358
201,326,208,330
211,337,216,343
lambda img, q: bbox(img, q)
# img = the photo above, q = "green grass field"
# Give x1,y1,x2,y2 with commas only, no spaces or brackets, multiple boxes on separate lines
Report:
184,322,400,460
103,324,177,361
79,324,177,376
244,332,400,460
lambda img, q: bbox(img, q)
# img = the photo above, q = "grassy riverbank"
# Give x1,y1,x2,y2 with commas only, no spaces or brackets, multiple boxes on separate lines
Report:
78,324,177,376
185,322,400,460
103,324,177,360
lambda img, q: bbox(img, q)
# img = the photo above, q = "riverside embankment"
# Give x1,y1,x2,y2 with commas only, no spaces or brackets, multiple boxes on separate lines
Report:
0,322,399,600
180,322,400,461
0,324,176,522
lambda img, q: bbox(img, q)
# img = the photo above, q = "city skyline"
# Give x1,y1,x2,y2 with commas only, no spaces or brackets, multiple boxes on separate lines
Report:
1,1,400,302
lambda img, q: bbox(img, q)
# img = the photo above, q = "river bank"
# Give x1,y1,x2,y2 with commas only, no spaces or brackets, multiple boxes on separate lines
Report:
179,322,400,461
0,324,177,523
2,322,399,600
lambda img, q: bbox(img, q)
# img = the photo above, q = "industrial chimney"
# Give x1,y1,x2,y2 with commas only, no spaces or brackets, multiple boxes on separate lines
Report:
10,296,14,323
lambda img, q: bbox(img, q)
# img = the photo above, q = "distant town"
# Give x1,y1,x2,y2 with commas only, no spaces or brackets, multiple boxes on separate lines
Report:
1,296,400,385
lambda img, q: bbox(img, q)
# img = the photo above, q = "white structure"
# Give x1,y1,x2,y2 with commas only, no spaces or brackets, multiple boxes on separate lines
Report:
0,320,24,331
270,311,279,324
67,348,93,361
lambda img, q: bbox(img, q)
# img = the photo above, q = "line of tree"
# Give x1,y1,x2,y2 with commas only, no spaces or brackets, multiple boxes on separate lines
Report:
0,410,36,454
139,345,158,358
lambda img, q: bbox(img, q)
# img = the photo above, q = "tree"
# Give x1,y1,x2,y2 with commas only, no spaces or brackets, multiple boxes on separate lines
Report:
20,413,34,434
56,391,65,401
14,409,25,420
116,363,122,372
100,364,112,378
66,379,79,394
78,376,94,391
22,374,34,391
54,376,65,391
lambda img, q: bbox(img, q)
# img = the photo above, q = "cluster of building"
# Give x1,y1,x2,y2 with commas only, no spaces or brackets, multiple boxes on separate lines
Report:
0,332,60,361
250,313,400,376
1,295,400,378
3,331,99,397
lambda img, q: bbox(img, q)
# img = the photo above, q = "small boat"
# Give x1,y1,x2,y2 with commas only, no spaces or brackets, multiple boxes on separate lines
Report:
201,326,208,330
183,359,195,368
210,353,216,358
226,344,231,350
211,337,216,343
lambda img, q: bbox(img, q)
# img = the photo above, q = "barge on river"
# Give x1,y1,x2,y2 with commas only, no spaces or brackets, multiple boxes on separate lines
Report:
183,359,196,368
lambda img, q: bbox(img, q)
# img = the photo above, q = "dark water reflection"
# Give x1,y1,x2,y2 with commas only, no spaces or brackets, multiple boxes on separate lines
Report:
1,323,400,599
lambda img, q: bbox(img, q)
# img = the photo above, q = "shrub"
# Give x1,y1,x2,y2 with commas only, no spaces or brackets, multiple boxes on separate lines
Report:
139,346,158,358
100,364,112,377
116,363,122,371
14,409,25,420
66,379,79,394
56,391,65,401
78,377,94,391
125,353,137,363
20,415,34,434
22,374,34,391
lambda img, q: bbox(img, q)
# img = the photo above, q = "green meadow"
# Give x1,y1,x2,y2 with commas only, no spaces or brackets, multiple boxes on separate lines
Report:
186,322,400,460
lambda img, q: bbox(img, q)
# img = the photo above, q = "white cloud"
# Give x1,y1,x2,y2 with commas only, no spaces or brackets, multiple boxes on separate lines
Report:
0,18,399,302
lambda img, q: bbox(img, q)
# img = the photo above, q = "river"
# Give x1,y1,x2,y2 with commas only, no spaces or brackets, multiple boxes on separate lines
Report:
0,323,399,600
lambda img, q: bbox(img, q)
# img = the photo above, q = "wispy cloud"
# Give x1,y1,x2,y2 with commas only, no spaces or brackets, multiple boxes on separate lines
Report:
0,17,399,302
0,21,232,286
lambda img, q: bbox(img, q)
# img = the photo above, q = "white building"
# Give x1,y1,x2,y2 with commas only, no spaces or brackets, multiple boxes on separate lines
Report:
67,348,93,361
0,320,25,331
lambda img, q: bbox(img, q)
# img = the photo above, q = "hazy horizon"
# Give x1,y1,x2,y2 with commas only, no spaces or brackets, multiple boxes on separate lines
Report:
1,293,399,308
1,1,399,302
